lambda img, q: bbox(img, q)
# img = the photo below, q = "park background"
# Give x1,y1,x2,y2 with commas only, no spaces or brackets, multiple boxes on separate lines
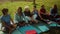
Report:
0,0,60,18
0,0,60,34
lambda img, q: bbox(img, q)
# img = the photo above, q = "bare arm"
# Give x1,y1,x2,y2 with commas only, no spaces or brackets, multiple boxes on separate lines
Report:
38,11,44,20
10,18,14,24
1,21,11,29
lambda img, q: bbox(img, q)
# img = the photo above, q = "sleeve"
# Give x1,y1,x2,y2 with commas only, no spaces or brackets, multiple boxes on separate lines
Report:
33,14,37,20
25,16,32,23
14,14,18,23
22,13,30,23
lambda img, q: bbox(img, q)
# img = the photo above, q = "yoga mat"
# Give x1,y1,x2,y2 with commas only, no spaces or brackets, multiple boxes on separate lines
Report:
34,23,49,32
18,25,42,34
49,21,60,27
12,29,22,34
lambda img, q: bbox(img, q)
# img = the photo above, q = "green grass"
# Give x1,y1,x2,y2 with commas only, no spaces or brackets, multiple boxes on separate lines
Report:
0,1,33,18
0,0,60,18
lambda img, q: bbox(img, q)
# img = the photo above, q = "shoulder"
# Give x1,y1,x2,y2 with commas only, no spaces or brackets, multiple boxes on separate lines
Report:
1,15,4,19
1,15,4,20
5,14,11,19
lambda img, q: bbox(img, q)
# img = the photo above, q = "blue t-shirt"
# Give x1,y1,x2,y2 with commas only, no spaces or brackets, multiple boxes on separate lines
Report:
1,15,11,25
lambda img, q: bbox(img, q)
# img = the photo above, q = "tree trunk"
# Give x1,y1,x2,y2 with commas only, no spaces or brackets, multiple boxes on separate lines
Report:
33,0,36,6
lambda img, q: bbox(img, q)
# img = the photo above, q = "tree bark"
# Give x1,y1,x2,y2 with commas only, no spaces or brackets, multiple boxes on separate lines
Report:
33,0,36,6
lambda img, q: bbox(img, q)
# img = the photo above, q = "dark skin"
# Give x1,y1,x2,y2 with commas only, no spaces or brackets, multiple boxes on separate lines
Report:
24,8,38,24
2,10,16,34
38,5,47,20
17,7,26,26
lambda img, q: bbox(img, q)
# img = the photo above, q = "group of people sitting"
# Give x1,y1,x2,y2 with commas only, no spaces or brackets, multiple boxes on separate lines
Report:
0,4,60,34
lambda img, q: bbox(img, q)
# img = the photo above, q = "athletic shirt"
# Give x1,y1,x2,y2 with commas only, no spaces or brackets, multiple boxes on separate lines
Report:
40,8,46,14
1,15,11,25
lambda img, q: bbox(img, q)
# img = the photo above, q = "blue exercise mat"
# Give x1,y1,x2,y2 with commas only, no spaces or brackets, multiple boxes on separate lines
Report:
43,19,60,27
55,18,60,20
18,25,42,34
12,29,22,34
35,23,49,32
49,21,60,27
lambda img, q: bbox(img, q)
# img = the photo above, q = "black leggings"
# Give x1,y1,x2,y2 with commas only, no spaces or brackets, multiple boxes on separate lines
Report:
49,15,60,20
40,14,50,19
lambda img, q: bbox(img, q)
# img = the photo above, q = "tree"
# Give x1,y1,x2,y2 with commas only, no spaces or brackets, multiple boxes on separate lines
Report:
33,0,36,6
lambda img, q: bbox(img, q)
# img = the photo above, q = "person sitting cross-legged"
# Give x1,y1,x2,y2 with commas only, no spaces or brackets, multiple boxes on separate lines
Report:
50,4,60,24
24,6,38,24
14,7,26,27
38,5,50,21
32,6,41,21
1,8,16,34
